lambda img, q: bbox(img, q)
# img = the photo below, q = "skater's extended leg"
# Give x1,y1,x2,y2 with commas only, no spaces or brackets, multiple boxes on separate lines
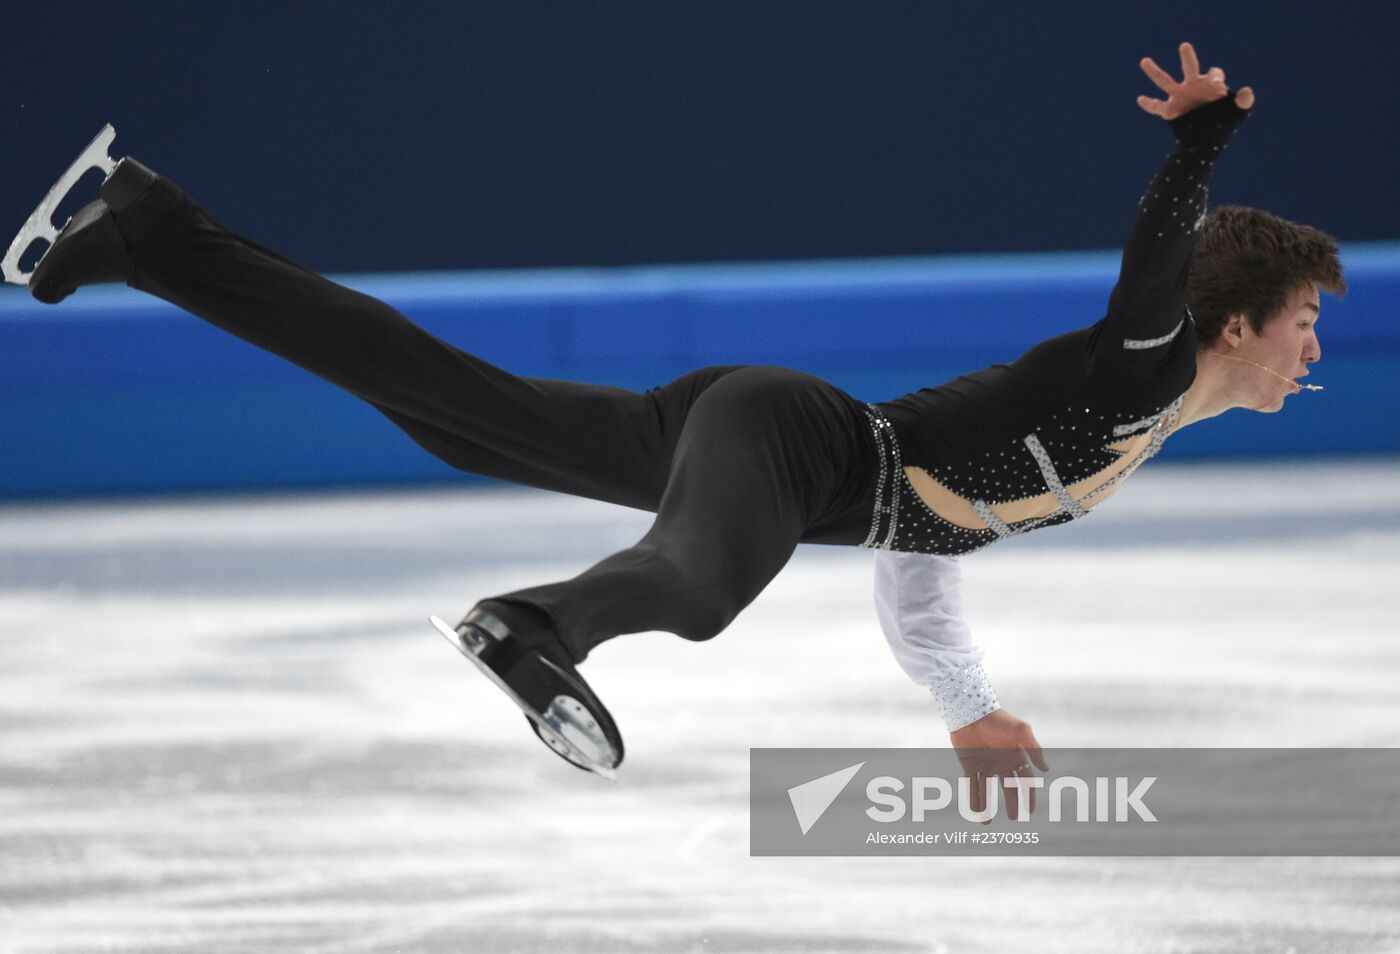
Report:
28,158,742,510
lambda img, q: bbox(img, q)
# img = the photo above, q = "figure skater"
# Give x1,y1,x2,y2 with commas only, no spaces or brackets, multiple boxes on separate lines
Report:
11,43,1345,805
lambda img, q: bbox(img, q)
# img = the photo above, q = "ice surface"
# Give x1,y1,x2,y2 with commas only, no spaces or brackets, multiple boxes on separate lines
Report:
2,460,1399,953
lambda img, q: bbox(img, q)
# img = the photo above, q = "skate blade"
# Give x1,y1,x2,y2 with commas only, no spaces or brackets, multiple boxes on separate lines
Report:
429,615,620,780
4,123,119,287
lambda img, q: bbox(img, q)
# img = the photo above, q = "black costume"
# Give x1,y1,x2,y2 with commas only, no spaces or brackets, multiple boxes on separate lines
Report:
871,95,1247,554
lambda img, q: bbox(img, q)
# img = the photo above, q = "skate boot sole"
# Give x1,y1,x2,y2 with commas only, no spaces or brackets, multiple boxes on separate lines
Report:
429,615,621,779
28,199,130,304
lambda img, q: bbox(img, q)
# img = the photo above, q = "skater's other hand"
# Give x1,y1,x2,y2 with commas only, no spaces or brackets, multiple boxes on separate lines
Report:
950,709,1048,825
1136,41,1254,120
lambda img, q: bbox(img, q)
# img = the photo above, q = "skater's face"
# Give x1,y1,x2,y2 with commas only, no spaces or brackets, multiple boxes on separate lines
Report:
1217,284,1323,413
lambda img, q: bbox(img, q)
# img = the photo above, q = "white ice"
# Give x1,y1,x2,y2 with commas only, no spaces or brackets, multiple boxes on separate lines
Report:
2,459,1399,953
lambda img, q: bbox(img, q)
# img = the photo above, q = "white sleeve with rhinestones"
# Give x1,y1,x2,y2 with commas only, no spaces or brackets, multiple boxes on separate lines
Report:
929,664,1000,732
873,550,1001,731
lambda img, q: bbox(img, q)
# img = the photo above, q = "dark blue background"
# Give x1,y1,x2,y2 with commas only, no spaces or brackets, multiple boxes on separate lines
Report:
4,2,1395,272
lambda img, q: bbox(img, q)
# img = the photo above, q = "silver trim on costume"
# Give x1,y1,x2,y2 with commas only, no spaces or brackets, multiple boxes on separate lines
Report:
1081,395,1184,506
1122,317,1184,350
971,500,1014,540
1112,412,1161,437
860,407,901,550
972,499,1059,540
1023,433,1088,519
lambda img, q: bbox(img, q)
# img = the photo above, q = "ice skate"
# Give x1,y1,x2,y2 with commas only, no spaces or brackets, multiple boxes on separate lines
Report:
5,123,168,303
430,609,625,779
4,124,119,288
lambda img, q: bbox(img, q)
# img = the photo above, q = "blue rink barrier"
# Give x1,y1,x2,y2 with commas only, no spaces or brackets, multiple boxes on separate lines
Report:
1,245,1397,499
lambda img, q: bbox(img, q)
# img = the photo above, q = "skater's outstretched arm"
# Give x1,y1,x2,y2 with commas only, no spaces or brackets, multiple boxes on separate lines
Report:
1088,41,1254,386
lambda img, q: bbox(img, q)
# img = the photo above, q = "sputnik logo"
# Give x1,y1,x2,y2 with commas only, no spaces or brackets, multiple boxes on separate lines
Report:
787,762,865,835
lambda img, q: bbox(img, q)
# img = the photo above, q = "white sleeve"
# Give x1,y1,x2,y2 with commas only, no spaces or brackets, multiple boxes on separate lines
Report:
873,549,1000,732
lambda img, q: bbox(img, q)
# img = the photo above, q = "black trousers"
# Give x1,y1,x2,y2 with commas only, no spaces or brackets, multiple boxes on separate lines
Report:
120,187,881,662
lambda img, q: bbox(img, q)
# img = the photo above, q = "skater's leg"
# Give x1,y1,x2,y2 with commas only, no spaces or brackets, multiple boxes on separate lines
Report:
31,160,743,510
127,181,675,508
442,366,872,774
482,366,879,662
366,364,748,510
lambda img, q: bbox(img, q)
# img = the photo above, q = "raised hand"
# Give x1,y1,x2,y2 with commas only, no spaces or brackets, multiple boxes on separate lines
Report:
1137,41,1254,120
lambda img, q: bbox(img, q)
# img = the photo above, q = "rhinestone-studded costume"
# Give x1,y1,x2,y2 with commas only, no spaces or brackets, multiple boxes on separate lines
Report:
871,95,1251,728
869,95,1247,558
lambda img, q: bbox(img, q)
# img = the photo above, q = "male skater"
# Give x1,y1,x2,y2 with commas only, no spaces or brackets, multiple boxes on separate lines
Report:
9,44,1344,808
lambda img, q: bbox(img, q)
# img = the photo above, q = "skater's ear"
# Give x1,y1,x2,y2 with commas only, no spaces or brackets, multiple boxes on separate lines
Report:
1217,312,1248,348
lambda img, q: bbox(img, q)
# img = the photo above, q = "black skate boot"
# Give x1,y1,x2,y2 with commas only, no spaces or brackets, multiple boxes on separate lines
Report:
29,157,168,304
430,607,625,779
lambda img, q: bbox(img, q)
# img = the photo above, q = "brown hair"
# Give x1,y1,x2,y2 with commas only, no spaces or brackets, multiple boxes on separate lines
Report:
1187,205,1347,343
